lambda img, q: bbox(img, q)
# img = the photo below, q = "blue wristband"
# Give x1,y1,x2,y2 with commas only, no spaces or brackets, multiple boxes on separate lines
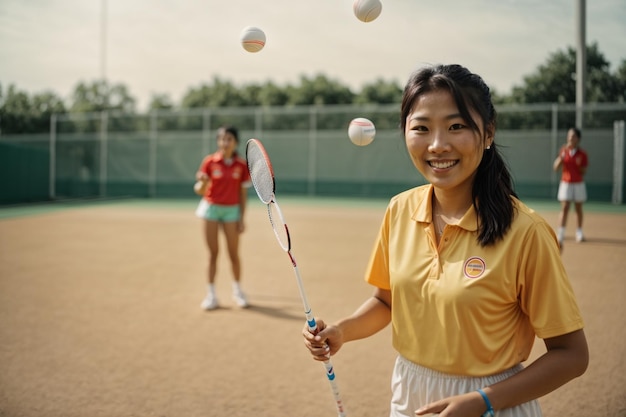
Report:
477,389,495,417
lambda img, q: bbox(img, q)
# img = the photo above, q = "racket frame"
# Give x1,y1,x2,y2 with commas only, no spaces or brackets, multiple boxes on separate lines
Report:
245,138,347,417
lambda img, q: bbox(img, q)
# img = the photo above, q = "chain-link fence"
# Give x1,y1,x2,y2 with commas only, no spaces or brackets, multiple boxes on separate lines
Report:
1,103,625,204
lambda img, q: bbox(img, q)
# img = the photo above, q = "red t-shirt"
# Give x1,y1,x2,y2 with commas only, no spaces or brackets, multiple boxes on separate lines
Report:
559,146,588,183
198,152,251,205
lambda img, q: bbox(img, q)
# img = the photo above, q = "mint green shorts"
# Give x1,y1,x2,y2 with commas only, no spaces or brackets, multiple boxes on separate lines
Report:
195,199,240,222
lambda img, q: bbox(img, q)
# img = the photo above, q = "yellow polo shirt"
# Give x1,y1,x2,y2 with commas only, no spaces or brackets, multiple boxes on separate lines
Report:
366,184,584,376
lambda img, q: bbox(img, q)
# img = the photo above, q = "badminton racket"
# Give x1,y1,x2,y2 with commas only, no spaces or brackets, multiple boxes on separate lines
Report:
245,138,347,417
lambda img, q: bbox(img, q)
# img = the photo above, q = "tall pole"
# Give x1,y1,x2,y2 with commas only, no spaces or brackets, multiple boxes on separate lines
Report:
101,0,107,84
576,0,586,129
101,0,109,110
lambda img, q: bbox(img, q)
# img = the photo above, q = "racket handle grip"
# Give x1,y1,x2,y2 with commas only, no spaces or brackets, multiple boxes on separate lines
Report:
306,316,318,333
306,315,346,416
323,359,346,417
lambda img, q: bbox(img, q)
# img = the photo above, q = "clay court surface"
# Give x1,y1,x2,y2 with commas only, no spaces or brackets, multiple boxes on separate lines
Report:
0,198,625,417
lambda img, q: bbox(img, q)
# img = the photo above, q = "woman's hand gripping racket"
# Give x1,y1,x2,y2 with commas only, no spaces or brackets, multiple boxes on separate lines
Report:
246,138,347,417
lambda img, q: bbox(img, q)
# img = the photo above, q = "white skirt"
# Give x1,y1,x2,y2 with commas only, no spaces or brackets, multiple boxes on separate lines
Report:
390,355,542,417
557,181,587,202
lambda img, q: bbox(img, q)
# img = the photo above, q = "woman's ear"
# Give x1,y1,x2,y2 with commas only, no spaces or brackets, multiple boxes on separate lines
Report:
485,123,495,149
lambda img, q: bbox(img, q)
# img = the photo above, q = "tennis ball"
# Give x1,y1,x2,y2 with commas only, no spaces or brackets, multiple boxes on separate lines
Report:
348,118,376,146
353,0,382,22
240,26,266,53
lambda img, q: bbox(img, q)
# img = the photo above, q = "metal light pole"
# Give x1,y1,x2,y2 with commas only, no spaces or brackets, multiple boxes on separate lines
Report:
575,0,586,129
101,0,107,85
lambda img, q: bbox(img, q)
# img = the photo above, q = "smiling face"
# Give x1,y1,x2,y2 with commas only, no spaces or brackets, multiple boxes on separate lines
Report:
404,89,492,197
216,128,238,158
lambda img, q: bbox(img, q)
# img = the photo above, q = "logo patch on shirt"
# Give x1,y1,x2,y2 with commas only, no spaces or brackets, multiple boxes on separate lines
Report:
212,168,223,178
463,257,486,279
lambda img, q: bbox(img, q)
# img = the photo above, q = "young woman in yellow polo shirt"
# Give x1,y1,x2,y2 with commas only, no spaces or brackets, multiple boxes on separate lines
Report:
303,64,588,417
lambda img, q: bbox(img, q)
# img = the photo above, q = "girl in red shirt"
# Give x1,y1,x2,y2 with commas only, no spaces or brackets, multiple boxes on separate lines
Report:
195,126,251,310
553,127,589,247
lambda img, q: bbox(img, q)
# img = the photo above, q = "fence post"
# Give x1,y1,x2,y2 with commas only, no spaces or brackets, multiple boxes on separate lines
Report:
254,107,263,140
613,120,625,204
202,109,211,156
49,114,57,200
149,111,158,197
550,104,559,198
99,111,108,197
308,107,317,196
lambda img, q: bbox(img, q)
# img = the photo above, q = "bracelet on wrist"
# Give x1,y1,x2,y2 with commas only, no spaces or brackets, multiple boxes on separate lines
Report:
477,388,495,417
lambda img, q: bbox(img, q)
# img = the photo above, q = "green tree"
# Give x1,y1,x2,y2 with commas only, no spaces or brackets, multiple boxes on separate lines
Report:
0,84,32,133
69,80,136,113
148,93,174,110
286,74,355,105
509,42,617,104
615,59,626,102
181,77,247,108
0,84,66,133
354,78,402,105
144,93,176,132
240,83,263,106
30,91,67,131
257,81,289,106
68,80,137,132
499,43,623,129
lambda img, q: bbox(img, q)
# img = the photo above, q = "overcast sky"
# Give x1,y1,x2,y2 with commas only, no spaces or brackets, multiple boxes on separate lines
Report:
1,0,624,111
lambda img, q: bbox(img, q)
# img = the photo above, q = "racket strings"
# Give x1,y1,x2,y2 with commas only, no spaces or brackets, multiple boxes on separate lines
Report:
246,141,275,204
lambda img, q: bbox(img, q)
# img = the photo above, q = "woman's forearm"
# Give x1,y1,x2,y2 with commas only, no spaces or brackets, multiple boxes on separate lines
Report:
336,295,391,343
483,329,588,411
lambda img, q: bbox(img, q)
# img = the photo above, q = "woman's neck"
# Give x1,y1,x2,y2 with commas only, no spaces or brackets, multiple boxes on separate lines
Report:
220,149,234,159
432,188,473,220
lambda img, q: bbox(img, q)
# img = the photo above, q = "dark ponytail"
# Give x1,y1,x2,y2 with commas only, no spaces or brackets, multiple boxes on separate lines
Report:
401,64,516,246
473,142,517,246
